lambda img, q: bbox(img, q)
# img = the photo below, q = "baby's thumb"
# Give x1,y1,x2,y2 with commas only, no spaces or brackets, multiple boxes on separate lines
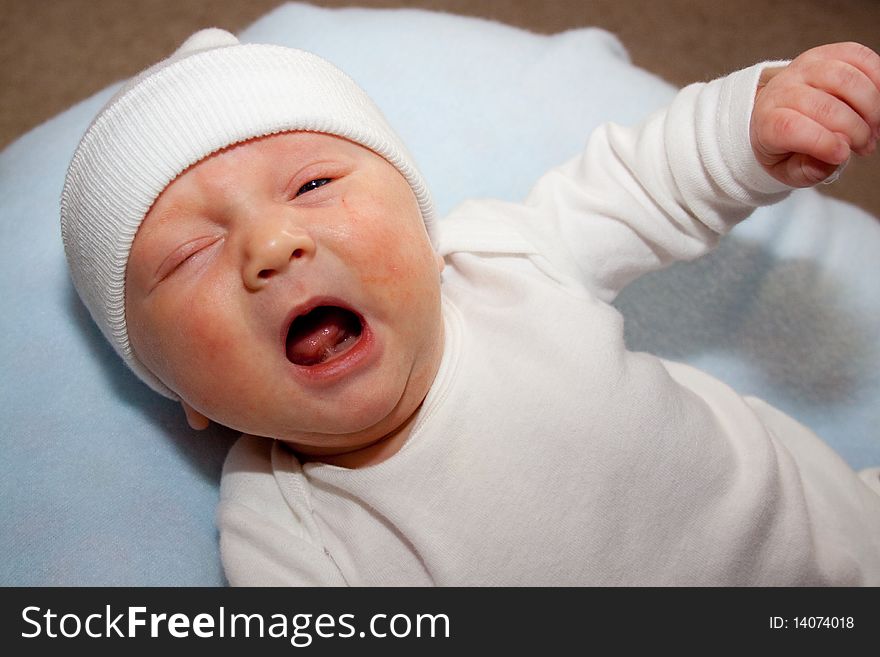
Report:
782,153,842,187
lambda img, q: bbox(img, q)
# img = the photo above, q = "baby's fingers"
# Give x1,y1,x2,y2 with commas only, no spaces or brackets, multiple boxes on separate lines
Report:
753,108,849,186
800,59,880,146
797,42,880,98
787,85,876,155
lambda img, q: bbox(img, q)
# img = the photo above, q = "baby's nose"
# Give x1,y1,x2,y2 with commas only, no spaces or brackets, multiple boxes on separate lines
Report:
242,220,315,291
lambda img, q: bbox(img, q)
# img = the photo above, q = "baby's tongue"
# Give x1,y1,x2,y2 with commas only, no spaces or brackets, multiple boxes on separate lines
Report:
286,306,360,366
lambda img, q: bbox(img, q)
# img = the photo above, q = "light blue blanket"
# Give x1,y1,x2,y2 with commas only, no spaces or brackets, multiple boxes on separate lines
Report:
2,2,877,586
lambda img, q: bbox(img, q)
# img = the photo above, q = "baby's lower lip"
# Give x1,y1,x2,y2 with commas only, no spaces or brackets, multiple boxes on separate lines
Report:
291,323,376,384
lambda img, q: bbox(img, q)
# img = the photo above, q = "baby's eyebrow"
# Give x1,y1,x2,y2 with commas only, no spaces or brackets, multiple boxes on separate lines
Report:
143,199,188,232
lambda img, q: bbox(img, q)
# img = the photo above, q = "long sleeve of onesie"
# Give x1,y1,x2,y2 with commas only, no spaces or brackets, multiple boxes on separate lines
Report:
439,62,793,300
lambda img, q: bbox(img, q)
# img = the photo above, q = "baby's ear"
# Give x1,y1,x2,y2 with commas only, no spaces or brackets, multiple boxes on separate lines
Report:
181,401,211,431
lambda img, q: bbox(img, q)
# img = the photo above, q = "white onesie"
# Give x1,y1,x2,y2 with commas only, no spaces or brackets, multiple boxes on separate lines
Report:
217,63,880,586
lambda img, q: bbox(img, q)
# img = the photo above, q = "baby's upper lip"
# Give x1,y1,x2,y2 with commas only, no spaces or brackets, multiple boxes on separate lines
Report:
284,296,355,332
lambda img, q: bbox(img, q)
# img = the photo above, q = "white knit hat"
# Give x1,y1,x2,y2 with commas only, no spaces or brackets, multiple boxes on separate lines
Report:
61,28,435,399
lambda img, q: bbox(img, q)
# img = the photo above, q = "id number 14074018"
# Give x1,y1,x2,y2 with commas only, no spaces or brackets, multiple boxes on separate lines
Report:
769,616,854,629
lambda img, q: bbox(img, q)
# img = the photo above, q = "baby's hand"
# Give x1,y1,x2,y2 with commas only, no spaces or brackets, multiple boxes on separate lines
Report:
751,42,880,187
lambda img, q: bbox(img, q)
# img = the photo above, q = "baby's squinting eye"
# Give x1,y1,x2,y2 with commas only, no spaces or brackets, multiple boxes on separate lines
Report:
150,235,221,290
295,178,332,197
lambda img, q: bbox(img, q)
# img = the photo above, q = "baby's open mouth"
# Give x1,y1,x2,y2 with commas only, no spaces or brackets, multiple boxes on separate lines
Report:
286,305,363,366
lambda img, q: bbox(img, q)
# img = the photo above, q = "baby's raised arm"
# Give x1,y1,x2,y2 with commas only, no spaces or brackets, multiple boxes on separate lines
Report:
751,42,880,187
492,42,880,302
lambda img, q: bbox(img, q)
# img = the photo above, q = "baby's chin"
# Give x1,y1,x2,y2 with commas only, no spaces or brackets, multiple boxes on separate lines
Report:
278,391,426,467
272,390,420,457
218,365,417,444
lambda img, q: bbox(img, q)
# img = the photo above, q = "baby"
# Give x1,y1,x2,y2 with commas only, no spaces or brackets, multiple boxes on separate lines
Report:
61,29,880,585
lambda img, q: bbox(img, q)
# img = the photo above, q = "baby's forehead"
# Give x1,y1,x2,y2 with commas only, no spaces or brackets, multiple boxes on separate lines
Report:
210,131,369,163
166,132,370,190
145,133,337,207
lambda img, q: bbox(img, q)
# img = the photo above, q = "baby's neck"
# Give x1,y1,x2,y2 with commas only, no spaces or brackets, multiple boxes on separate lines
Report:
290,403,424,469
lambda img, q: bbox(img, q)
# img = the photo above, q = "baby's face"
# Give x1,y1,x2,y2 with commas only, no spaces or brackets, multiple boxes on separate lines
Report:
125,132,445,457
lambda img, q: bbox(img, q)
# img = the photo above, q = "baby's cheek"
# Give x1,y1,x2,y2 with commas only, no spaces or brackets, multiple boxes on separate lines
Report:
364,239,434,304
347,208,433,285
189,318,235,356
194,295,262,368
159,292,237,375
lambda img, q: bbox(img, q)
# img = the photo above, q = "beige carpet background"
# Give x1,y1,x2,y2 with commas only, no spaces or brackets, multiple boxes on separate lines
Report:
2,0,878,215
